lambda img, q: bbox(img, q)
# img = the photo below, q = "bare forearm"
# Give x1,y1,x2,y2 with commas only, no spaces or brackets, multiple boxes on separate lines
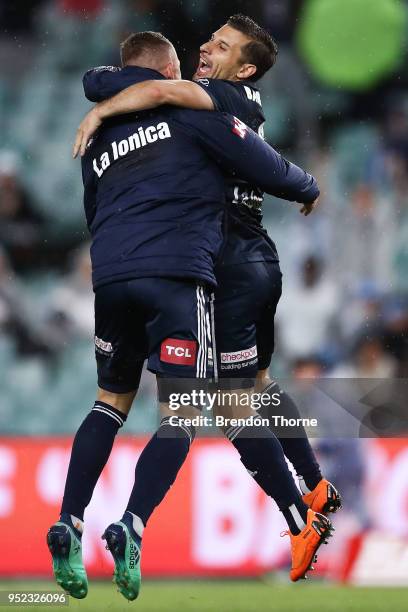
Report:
96,81,163,120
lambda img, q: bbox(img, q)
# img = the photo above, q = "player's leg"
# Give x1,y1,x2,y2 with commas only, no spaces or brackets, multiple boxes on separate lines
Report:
255,261,341,514
256,370,341,513
214,262,334,580
214,389,311,534
47,281,144,598
59,388,134,525
122,397,198,536
213,264,308,528
224,404,334,580
103,278,211,601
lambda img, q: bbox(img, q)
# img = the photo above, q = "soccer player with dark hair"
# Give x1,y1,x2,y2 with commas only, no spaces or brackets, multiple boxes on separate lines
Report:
74,12,340,584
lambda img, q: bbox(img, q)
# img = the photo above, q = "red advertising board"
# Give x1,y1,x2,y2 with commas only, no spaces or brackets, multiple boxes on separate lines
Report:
0,438,290,577
1,437,408,581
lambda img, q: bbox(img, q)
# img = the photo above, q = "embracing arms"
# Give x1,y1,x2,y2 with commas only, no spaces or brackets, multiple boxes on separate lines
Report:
76,67,319,213
174,111,319,206
75,70,213,158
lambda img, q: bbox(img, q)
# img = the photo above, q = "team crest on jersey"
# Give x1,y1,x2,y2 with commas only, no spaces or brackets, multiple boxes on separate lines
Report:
232,116,249,139
93,65,120,74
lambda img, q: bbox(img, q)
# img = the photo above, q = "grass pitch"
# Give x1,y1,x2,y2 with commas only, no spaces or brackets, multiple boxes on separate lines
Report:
1,580,407,612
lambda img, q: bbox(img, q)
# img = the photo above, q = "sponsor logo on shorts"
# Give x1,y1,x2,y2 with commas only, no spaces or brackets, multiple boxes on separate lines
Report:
95,335,113,354
220,357,258,371
220,345,257,364
160,338,197,366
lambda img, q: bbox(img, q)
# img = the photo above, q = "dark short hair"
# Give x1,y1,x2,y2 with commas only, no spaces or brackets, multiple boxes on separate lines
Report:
120,31,172,66
227,14,278,81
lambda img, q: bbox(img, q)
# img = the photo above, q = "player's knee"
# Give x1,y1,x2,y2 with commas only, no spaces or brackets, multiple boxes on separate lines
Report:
97,387,136,415
255,368,271,390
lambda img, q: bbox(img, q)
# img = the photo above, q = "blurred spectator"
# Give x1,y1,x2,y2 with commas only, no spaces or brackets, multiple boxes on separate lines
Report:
333,332,397,379
384,107,408,166
45,244,94,346
0,0,45,34
0,151,45,274
340,282,384,342
277,255,338,360
291,355,325,379
383,299,408,377
336,183,395,292
291,356,368,526
0,247,52,358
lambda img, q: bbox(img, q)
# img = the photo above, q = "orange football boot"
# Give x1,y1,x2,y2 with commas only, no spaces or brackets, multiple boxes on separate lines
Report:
302,479,342,515
284,509,334,582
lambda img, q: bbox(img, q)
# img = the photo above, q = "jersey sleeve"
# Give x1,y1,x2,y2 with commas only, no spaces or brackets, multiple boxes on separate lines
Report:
173,110,319,204
195,79,245,116
83,66,138,102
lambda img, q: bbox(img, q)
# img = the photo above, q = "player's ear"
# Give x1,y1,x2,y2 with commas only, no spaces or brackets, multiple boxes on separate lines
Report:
162,62,174,79
237,63,257,81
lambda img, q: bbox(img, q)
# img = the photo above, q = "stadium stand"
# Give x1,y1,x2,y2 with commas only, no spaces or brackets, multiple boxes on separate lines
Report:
0,0,407,434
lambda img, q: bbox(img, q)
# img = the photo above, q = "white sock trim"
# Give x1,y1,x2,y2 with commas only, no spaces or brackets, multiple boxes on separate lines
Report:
128,512,145,538
70,514,84,533
93,404,124,427
298,477,312,495
288,504,306,531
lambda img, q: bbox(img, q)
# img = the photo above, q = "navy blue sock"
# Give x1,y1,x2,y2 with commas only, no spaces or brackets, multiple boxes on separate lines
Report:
61,401,127,520
259,384,322,491
226,424,308,534
126,416,195,527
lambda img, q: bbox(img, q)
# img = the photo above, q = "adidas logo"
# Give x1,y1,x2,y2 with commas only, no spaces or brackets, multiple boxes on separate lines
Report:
129,542,140,570
129,543,136,570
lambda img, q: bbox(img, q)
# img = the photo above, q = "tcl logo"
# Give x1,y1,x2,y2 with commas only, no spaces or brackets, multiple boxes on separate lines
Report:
160,338,197,366
232,116,248,139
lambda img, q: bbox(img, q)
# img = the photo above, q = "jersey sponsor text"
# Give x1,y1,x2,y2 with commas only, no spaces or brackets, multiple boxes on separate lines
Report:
93,122,171,178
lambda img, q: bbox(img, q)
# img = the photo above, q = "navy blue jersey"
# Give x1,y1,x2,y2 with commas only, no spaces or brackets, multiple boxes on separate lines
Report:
196,77,265,201
82,67,319,290
196,78,277,265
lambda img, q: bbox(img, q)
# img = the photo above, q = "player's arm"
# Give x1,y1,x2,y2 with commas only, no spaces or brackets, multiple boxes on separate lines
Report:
177,111,319,206
74,73,213,157
96,79,214,114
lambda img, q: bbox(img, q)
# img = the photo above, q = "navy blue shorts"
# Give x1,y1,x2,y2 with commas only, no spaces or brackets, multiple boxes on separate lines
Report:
94,278,213,394
214,261,282,384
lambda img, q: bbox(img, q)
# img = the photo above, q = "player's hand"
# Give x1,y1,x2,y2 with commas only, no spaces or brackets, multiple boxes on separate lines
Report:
299,197,319,216
73,107,103,158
